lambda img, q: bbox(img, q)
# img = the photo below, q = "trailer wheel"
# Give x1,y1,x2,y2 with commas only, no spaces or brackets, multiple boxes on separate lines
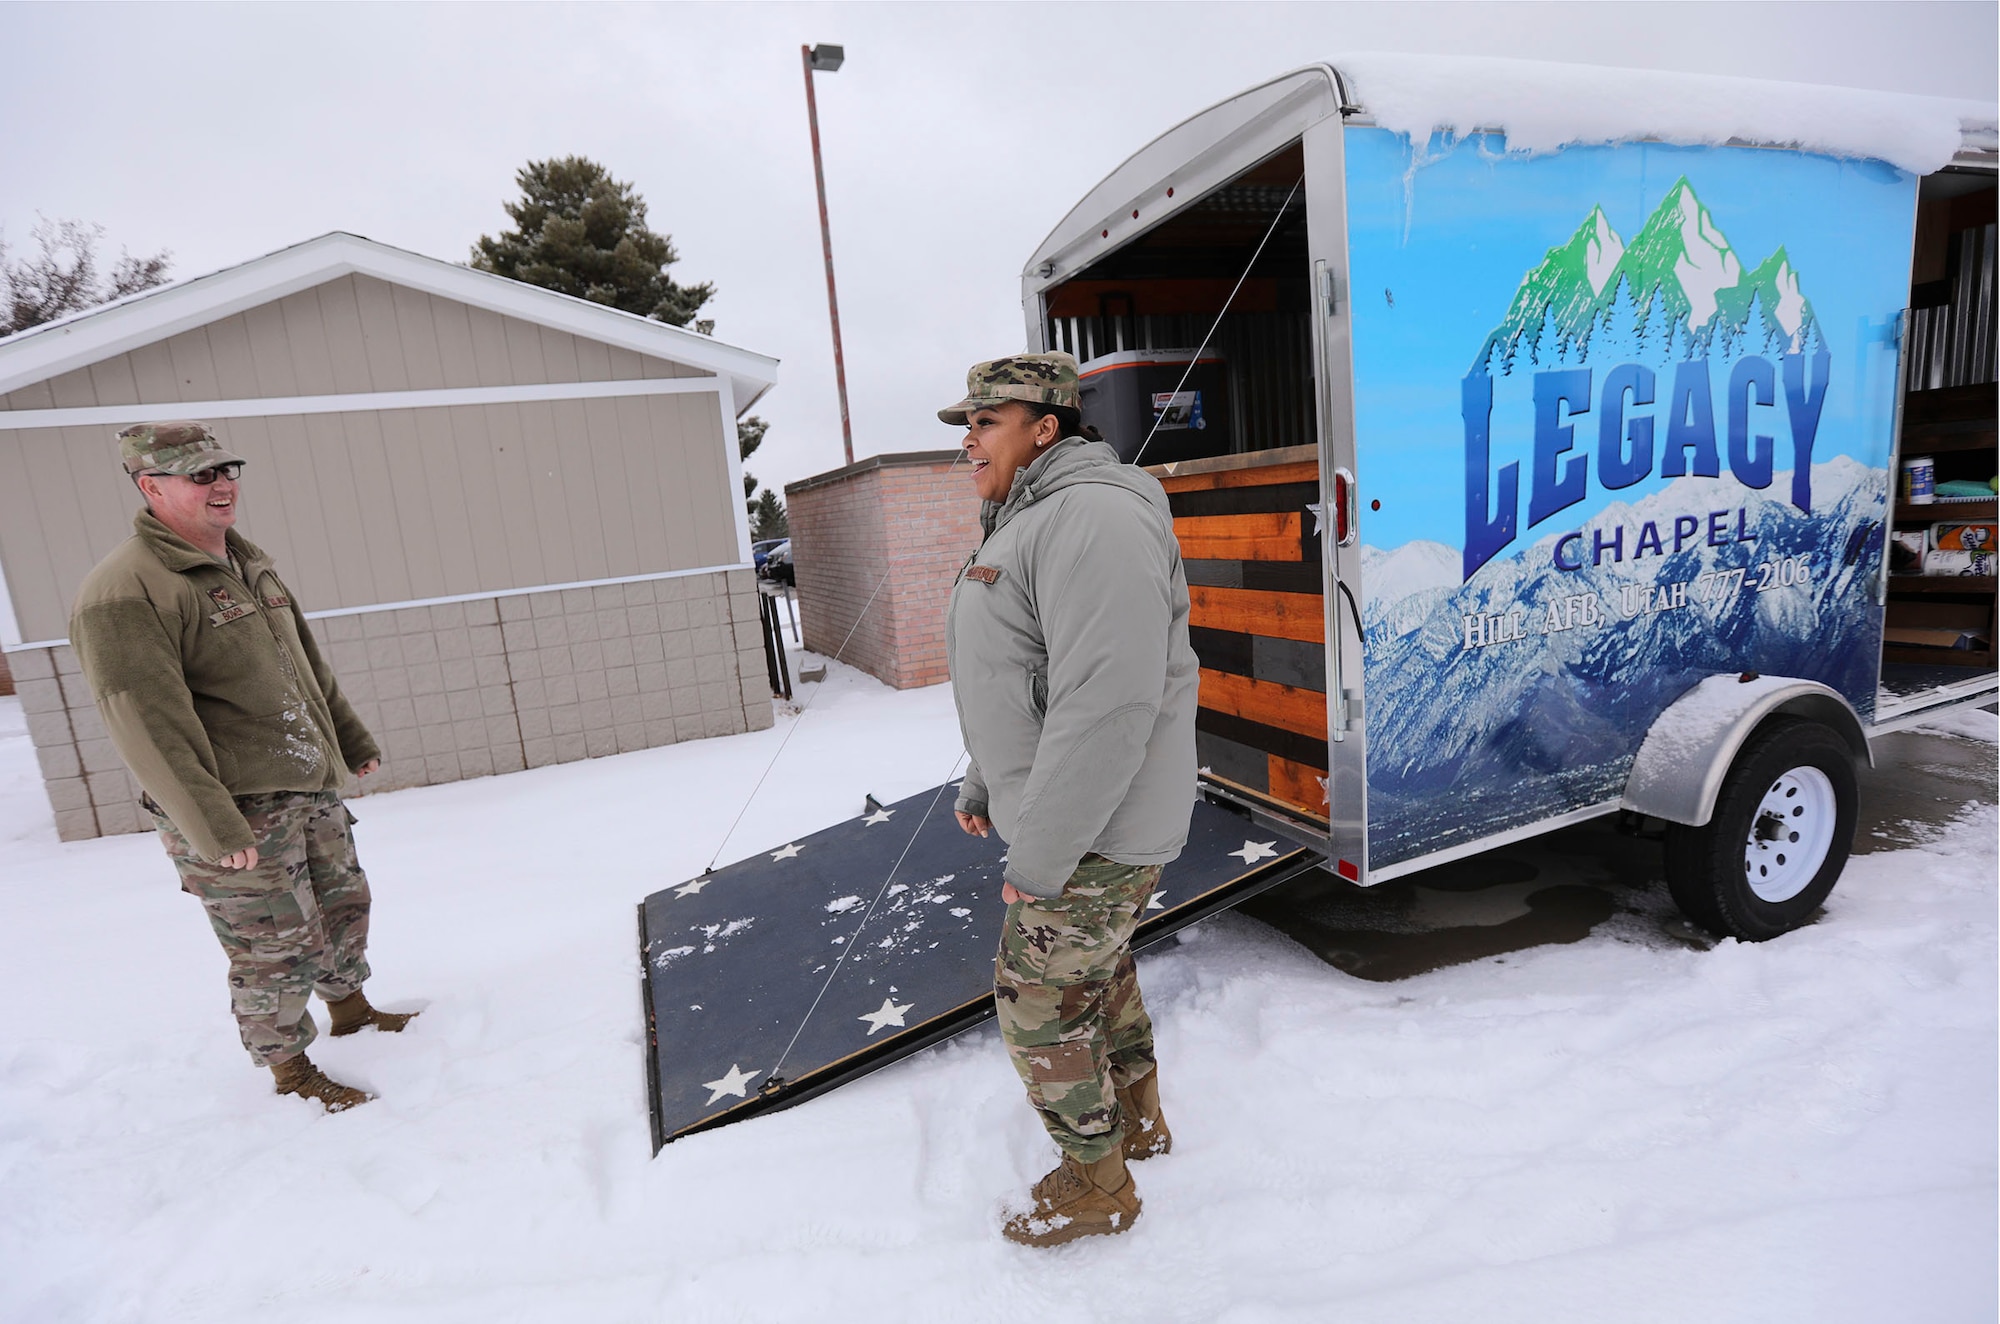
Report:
1664,718,1858,942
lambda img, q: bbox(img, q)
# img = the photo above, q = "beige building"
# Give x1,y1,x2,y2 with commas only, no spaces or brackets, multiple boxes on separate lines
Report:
0,231,779,841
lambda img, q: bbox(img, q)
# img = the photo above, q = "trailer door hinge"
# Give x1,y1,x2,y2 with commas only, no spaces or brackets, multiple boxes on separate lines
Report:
1320,265,1340,315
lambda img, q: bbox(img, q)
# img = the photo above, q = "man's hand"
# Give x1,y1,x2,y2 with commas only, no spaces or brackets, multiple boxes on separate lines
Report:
954,811,992,838
218,846,260,871
355,759,380,778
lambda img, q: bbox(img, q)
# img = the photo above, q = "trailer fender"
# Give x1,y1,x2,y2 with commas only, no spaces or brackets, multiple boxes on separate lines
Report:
1622,674,1872,828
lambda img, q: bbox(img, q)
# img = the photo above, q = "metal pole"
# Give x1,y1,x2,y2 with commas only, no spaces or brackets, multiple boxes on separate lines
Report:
802,44,854,466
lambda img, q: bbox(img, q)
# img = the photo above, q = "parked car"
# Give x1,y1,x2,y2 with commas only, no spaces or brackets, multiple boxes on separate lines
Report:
751,538,786,571
759,539,794,586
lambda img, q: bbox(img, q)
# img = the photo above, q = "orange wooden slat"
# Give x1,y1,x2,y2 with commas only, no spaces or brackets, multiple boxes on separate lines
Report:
1267,755,1331,820
1174,511,1303,561
1157,460,1320,494
1198,668,1327,738
1188,585,1324,643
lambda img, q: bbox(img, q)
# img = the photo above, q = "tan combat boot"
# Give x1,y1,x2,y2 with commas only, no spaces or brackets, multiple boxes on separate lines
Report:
1004,1150,1142,1247
270,1052,371,1112
327,988,418,1037
1117,1070,1172,1160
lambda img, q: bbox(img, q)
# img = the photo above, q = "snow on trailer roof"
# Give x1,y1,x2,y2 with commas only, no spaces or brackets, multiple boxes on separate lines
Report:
1025,55,1996,288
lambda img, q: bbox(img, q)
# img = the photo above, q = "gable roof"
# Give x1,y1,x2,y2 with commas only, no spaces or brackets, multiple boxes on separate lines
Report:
0,230,778,411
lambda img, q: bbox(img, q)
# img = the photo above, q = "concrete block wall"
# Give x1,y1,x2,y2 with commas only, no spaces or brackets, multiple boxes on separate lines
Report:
786,451,982,690
12,567,773,842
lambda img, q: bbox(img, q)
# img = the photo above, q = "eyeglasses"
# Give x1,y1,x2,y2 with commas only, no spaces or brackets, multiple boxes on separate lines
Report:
147,463,243,485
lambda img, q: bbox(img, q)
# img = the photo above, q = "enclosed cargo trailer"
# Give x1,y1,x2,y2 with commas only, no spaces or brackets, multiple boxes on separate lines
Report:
640,60,1997,1145
1023,60,1998,941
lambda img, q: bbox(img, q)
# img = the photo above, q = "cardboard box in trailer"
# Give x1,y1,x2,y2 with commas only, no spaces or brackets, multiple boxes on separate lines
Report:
637,58,1997,1143
1028,56,1998,943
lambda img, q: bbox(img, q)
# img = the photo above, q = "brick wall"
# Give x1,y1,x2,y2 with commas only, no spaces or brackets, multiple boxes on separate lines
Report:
11,567,773,842
786,452,981,689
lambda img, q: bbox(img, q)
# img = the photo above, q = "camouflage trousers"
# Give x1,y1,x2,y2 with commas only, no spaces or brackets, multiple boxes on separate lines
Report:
152,790,373,1067
994,855,1160,1163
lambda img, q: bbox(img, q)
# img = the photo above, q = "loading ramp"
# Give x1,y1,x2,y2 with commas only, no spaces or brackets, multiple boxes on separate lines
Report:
639,785,1325,1150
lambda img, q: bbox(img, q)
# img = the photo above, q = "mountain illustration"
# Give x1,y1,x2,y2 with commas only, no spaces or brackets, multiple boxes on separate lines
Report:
1473,179,1820,372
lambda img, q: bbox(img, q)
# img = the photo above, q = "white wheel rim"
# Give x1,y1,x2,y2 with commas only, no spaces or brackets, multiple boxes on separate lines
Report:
1743,765,1838,903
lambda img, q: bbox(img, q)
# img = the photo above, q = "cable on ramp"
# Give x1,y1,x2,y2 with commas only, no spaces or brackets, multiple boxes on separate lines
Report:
638,785,1324,1151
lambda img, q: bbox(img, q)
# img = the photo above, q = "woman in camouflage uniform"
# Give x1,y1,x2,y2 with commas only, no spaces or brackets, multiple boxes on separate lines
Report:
941,354,1200,1246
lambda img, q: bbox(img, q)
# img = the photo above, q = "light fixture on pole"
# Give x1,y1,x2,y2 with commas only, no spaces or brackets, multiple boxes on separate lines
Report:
801,42,854,466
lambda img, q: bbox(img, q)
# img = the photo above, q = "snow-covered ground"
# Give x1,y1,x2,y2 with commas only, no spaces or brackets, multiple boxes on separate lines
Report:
1,662,1993,1323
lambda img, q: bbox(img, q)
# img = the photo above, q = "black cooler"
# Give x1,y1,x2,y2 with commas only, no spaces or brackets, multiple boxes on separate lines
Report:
1077,350,1231,466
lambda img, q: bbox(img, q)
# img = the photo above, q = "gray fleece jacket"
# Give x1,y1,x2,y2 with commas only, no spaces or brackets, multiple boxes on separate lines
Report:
946,436,1199,899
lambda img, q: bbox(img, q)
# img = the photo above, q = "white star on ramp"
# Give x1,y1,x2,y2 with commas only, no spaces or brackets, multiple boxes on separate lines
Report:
702,1063,761,1104
674,877,710,898
1146,892,1167,911
1316,776,1330,807
1229,839,1279,866
770,843,803,861
862,808,894,826
858,997,915,1036
1306,502,1325,536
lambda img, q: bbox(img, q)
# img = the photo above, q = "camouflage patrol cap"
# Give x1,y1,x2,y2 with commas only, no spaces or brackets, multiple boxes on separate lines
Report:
117,421,247,476
937,352,1081,426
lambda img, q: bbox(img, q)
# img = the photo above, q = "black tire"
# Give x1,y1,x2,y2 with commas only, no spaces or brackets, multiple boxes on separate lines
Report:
1663,717,1859,942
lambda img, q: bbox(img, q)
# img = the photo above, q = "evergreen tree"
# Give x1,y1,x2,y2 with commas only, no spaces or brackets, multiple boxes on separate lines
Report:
472,156,714,329
751,489,789,540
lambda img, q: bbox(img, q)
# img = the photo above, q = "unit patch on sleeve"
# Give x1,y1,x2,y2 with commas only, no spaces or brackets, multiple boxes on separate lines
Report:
965,564,1002,585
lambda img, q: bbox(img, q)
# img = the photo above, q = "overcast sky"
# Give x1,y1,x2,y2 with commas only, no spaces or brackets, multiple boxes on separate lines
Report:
3,2,1994,498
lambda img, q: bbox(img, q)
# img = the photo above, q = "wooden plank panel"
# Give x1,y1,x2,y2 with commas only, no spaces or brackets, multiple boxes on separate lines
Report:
1198,667,1327,740
1174,511,1303,561
573,337,613,384
581,394,638,575
464,306,513,388
676,392,732,564
646,395,702,569
341,410,414,602
548,398,607,581
352,274,412,391
617,393,674,570
279,286,338,395
301,411,378,605
162,325,222,401
203,313,261,400
223,417,296,566
243,300,302,396
1267,755,1330,819
1157,460,1318,494
412,406,481,594
126,341,182,403
56,422,130,579
259,414,337,604
315,275,374,393
87,352,142,406
3,380,56,411
424,292,479,390
2,428,78,641
481,403,543,589
538,326,582,384
1189,585,1323,643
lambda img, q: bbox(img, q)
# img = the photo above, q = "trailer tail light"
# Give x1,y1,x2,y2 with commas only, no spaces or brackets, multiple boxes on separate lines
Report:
1336,858,1360,882
1331,467,1357,547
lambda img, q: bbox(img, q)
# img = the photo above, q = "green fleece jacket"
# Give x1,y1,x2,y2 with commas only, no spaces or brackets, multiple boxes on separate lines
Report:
70,511,379,862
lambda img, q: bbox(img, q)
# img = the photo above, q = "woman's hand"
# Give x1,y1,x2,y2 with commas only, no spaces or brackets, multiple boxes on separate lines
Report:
1001,881,1026,905
954,811,992,837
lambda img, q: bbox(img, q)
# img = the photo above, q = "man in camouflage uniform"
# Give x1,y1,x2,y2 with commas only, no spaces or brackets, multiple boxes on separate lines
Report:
943,355,1199,1245
70,422,418,1112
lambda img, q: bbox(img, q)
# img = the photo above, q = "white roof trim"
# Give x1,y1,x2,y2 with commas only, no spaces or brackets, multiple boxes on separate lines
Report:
0,231,779,413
